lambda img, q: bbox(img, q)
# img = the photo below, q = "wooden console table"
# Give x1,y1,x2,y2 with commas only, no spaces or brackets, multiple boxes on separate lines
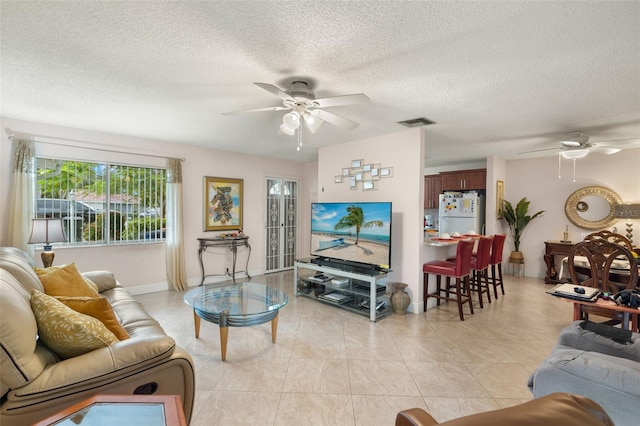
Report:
544,240,575,284
198,236,251,285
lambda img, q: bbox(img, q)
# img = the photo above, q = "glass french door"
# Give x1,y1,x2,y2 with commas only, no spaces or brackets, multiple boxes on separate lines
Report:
265,178,298,273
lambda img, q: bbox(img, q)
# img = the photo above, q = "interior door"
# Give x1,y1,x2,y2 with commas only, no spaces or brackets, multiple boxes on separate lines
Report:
265,178,298,273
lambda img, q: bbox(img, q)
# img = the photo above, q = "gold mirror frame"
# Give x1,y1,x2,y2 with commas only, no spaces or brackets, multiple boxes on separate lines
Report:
564,186,622,230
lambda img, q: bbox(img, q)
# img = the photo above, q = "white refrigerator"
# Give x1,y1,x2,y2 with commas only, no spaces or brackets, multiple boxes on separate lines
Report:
438,192,485,235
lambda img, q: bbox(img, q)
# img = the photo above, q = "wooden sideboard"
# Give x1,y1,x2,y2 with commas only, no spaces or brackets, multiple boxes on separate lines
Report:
544,240,575,284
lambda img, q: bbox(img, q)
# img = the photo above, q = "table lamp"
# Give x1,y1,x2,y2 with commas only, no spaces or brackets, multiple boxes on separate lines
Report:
29,218,67,267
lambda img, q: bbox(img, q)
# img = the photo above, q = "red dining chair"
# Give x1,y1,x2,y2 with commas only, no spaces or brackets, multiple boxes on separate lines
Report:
423,239,475,321
470,236,493,308
488,234,507,299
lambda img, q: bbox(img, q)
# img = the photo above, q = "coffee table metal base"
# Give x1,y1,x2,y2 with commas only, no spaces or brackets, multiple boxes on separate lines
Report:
192,308,280,361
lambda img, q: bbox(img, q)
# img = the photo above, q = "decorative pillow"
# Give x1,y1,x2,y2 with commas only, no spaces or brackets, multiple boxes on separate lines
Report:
35,263,100,298
30,290,118,359
54,295,130,340
35,265,100,293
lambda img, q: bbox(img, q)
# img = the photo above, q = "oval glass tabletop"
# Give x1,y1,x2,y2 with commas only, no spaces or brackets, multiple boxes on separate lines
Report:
183,282,289,317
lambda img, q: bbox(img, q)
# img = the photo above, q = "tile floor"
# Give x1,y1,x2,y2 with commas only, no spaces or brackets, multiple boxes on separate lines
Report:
135,271,574,425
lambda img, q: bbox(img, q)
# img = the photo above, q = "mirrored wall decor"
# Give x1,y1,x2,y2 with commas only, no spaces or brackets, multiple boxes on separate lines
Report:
335,160,391,191
564,186,623,229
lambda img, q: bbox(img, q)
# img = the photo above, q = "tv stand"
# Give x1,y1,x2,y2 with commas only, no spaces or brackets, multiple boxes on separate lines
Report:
294,258,390,322
309,257,382,275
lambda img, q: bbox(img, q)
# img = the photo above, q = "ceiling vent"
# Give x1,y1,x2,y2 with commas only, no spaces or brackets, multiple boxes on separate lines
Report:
397,117,436,128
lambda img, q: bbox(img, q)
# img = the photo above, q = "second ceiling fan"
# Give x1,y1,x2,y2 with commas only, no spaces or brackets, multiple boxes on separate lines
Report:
223,80,370,136
520,131,633,158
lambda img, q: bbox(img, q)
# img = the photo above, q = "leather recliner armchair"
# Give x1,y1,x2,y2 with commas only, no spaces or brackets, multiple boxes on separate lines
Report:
396,393,613,426
0,247,195,425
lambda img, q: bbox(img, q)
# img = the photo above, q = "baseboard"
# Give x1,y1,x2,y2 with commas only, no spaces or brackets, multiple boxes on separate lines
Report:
126,268,264,295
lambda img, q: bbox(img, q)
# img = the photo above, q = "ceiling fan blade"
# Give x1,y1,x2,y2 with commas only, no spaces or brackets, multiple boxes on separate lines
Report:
518,147,561,154
222,106,290,115
590,146,621,155
312,109,359,130
314,93,370,108
254,82,296,102
596,138,640,148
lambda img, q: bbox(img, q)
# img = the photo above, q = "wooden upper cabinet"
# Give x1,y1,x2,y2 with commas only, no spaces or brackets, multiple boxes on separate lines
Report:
424,174,442,209
440,169,486,191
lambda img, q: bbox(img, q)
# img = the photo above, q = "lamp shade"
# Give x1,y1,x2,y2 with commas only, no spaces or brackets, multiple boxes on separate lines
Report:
29,218,67,248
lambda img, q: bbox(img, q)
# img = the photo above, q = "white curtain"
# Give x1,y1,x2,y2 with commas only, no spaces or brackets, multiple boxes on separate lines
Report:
9,138,36,253
165,158,187,291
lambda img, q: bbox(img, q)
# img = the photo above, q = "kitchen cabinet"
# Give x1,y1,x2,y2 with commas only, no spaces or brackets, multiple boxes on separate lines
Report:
440,169,486,191
424,174,442,209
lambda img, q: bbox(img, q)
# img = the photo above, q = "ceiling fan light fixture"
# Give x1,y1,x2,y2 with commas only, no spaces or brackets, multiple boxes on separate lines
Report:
282,111,300,130
303,112,323,133
279,123,295,136
561,149,589,159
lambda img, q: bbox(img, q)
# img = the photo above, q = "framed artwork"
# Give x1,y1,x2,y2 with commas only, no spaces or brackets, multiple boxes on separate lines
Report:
335,175,343,183
363,180,376,191
355,172,363,182
351,159,363,168
380,167,394,178
371,164,381,180
362,164,372,172
342,168,351,176
349,177,357,190
496,180,504,219
204,176,243,231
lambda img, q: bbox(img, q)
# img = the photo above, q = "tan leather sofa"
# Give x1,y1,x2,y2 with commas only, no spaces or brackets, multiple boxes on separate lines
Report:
396,393,613,426
0,247,195,425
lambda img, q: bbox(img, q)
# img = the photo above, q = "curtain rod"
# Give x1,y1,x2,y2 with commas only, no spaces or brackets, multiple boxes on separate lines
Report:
4,127,186,162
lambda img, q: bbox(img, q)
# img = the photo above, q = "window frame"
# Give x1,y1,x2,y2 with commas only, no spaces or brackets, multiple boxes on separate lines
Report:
33,156,167,248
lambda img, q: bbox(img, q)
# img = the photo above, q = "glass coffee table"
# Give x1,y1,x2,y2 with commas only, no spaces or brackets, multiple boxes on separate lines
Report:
183,282,288,361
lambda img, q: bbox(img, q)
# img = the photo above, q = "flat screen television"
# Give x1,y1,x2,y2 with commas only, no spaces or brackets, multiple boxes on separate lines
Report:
310,202,392,273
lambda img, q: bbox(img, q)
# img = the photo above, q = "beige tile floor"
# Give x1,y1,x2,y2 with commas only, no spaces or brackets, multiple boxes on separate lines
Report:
135,271,575,426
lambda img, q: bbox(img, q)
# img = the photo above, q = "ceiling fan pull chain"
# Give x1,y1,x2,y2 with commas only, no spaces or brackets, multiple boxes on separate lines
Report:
297,126,302,151
572,158,577,182
558,153,562,179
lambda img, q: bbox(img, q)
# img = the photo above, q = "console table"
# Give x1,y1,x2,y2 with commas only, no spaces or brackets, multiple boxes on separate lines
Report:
544,241,574,284
198,236,251,285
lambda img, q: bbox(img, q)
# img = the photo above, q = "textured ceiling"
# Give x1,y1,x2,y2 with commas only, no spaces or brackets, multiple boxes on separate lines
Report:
1,1,639,166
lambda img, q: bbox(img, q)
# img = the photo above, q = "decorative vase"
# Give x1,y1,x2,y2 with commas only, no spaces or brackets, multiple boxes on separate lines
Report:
390,283,410,315
509,250,524,264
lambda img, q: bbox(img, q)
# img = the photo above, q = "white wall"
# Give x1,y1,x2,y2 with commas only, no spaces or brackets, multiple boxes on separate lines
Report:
318,128,425,311
485,156,507,237
0,117,309,293
503,148,640,278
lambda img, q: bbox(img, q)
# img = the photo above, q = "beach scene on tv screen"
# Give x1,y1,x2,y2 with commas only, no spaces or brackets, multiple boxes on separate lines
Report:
311,202,391,267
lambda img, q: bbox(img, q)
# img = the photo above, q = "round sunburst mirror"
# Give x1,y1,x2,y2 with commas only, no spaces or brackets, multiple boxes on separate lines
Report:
564,186,622,230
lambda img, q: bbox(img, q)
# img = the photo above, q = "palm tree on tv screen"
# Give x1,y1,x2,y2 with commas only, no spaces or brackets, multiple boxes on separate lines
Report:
334,206,383,245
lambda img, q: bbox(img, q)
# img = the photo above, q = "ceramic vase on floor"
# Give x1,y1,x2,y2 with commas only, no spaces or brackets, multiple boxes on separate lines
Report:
390,283,410,315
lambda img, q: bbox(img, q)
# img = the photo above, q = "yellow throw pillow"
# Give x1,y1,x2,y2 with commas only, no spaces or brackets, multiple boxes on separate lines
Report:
30,290,118,359
54,296,130,341
35,265,100,293
35,263,100,298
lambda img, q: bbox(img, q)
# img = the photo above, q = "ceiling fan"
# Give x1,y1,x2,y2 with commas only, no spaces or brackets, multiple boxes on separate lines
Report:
222,80,370,136
519,131,633,158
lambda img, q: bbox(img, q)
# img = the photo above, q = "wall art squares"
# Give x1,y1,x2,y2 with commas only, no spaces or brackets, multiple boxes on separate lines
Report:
204,176,243,231
336,159,393,191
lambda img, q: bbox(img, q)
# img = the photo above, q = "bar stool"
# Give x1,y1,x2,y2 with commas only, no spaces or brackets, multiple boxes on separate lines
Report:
423,239,475,321
470,236,493,308
488,234,507,299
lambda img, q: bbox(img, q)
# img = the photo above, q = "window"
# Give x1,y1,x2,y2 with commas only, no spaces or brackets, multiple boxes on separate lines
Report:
34,158,166,246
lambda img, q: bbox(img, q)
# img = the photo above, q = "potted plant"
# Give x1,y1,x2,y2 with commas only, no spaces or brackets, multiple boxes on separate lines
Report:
502,197,545,263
